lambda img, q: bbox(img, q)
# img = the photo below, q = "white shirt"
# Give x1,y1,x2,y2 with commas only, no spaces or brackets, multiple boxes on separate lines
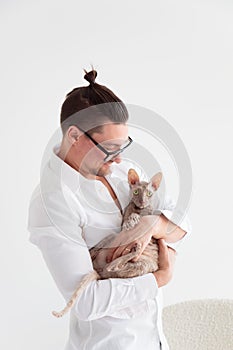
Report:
27,143,192,350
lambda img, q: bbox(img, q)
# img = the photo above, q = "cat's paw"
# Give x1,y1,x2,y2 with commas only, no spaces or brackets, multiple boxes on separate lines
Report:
130,213,141,223
123,213,141,230
122,221,133,231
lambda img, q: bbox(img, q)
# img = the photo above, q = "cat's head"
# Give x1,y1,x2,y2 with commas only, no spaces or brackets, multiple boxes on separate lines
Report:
128,168,162,209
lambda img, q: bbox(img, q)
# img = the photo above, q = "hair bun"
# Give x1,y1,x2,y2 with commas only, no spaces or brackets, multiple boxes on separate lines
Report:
84,69,97,86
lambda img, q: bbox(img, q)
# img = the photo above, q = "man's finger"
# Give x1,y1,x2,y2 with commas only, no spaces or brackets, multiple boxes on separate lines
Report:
130,241,146,262
121,248,131,256
157,239,169,257
157,238,166,250
111,246,126,261
106,248,116,263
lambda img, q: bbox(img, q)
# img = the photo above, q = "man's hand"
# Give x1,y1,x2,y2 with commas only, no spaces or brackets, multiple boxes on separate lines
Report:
153,239,177,287
105,215,160,263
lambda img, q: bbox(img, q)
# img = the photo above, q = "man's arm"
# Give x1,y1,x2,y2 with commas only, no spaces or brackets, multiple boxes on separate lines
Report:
153,193,192,251
153,239,176,287
28,190,163,321
106,214,179,268
152,213,187,243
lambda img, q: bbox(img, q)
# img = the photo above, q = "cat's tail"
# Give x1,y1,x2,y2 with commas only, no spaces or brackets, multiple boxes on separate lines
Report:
52,270,100,318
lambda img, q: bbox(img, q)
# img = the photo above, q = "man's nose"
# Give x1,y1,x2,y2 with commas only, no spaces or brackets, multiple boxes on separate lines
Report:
113,154,122,163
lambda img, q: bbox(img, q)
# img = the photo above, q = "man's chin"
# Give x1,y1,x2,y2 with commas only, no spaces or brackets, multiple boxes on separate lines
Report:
97,162,113,176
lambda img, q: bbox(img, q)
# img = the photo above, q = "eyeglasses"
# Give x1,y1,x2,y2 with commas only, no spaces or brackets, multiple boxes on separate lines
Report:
78,127,133,163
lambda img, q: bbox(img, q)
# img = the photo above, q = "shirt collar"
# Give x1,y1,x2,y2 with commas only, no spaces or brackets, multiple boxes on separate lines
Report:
49,142,84,193
48,143,115,193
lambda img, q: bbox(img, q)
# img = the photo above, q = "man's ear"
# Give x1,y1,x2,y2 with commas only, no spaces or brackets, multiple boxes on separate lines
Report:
67,126,80,144
150,172,162,190
128,169,140,186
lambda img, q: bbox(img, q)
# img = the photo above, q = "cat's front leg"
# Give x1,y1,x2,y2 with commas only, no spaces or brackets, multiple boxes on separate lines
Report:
122,213,141,230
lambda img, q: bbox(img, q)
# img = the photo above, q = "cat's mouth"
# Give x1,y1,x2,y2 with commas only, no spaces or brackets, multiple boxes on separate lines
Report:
137,204,147,209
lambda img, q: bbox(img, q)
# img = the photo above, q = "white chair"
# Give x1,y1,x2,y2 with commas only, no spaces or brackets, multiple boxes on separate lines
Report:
162,299,233,350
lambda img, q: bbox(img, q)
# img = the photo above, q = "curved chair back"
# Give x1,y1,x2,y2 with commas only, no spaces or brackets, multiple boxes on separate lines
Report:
162,299,233,350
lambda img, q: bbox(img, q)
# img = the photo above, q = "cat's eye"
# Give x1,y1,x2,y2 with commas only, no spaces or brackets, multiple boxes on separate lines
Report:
147,191,153,197
133,189,139,195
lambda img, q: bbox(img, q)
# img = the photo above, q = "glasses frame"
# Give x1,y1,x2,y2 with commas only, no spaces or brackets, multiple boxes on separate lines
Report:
77,127,133,162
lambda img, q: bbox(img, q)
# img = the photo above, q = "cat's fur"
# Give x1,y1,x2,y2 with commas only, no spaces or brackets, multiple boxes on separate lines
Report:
52,169,162,318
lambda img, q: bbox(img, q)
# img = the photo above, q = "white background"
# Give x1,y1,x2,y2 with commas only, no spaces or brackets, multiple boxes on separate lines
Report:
1,1,232,349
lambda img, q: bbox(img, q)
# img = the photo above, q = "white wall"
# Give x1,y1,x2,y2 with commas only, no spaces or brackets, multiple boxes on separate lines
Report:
1,1,232,349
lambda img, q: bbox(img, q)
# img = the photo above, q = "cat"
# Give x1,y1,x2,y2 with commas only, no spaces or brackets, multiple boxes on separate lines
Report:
52,168,162,318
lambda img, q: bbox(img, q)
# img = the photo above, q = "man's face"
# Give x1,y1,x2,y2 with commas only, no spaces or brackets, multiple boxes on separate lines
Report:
75,123,129,177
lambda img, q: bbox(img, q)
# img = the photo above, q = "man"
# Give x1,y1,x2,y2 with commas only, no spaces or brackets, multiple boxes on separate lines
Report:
28,69,191,349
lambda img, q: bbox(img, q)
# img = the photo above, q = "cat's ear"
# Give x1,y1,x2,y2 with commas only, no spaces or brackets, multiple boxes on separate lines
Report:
128,169,140,186
150,172,162,190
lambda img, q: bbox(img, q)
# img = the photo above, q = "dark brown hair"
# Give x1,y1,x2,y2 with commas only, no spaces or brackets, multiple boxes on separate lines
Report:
60,68,129,135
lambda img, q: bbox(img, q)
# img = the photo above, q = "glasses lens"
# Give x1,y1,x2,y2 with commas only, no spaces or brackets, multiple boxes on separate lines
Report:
120,138,132,150
103,137,132,162
104,150,122,163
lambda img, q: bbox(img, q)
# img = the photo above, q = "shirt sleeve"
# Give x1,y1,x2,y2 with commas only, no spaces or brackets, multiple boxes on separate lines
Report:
27,189,159,321
155,193,192,253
